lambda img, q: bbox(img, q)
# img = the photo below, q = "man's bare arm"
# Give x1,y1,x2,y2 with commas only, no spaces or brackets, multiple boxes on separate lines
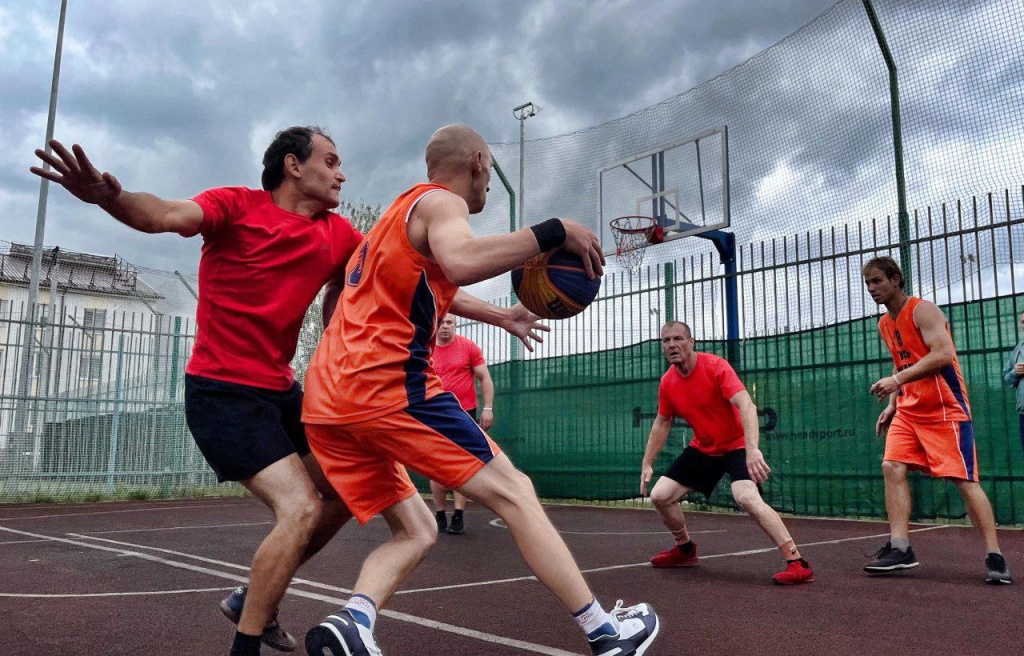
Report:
32,140,203,237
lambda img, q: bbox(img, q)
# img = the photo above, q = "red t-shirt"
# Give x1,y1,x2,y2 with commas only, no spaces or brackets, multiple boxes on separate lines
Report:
433,335,486,411
186,187,363,390
657,352,747,456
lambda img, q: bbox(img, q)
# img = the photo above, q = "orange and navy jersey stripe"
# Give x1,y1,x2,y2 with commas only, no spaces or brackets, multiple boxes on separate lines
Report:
878,296,970,422
302,183,460,424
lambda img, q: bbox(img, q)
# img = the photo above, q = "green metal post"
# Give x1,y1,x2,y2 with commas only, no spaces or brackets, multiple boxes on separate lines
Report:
663,262,675,324
169,316,182,401
106,334,126,493
862,0,912,293
491,158,522,427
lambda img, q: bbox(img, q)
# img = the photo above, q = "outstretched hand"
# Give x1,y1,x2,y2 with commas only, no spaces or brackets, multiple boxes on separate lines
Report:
31,140,122,206
502,303,551,352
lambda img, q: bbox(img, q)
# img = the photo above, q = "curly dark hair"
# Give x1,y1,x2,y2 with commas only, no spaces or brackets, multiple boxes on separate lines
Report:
261,126,334,191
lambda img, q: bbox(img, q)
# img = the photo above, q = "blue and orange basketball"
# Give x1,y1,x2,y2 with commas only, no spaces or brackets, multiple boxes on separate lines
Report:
511,248,602,319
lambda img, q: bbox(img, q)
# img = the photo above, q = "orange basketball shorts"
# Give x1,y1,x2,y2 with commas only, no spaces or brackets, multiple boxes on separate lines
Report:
883,413,978,481
306,392,501,524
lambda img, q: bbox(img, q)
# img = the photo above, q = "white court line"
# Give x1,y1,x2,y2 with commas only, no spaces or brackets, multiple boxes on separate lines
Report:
0,586,237,598
488,518,727,536
78,521,273,535
0,538,53,546
577,524,952,575
0,526,579,656
0,502,250,522
69,532,352,593
397,524,952,594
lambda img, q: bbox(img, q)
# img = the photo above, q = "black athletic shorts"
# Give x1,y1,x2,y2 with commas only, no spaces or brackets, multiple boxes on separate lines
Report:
663,446,752,498
185,374,309,482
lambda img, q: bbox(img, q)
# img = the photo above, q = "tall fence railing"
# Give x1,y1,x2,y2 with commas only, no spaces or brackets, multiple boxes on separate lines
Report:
461,187,1024,524
0,304,211,501
3,189,1023,522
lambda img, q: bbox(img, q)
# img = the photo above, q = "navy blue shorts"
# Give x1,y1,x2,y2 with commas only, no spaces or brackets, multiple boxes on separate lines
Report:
185,374,309,482
663,446,752,498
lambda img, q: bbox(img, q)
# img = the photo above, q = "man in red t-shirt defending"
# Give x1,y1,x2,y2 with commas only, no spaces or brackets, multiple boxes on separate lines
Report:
429,313,495,534
640,321,814,585
31,127,363,655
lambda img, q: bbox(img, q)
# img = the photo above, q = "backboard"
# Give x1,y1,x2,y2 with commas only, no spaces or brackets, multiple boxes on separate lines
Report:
597,126,730,255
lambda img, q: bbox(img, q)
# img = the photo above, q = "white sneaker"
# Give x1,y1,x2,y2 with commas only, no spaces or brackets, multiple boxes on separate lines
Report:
303,609,382,656
588,600,660,656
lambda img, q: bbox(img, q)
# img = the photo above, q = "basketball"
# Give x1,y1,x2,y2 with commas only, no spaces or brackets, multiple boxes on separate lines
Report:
511,248,602,319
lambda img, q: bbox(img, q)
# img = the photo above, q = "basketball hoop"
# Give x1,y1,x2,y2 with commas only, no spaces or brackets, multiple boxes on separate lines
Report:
610,216,663,274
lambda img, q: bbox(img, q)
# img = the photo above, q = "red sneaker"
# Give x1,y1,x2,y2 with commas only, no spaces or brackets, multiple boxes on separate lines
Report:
650,543,699,568
772,559,814,585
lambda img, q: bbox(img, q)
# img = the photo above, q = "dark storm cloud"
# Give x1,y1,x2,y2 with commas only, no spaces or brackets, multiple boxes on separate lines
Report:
6,0,1018,282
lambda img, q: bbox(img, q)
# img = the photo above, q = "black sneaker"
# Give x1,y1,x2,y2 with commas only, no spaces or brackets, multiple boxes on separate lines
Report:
304,609,382,656
588,601,659,656
985,553,1012,585
435,511,448,534
864,542,919,573
448,513,465,535
219,585,297,652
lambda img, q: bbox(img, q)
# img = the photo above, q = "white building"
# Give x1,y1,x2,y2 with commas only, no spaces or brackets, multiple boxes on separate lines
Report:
0,242,197,470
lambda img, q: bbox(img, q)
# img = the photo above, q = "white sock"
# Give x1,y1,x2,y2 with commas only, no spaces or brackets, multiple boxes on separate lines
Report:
573,598,618,639
344,594,378,632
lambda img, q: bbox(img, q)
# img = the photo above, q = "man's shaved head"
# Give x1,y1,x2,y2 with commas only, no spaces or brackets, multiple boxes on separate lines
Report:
424,124,493,214
426,125,488,178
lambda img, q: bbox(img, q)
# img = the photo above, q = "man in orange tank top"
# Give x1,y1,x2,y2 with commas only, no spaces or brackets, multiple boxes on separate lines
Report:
302,125,660,656
863,256,1010,584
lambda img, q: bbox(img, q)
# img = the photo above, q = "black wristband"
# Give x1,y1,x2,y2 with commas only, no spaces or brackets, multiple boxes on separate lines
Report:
530,218,566,252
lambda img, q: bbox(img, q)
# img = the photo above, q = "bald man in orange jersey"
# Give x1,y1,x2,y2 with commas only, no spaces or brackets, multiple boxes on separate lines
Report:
301,125,660,656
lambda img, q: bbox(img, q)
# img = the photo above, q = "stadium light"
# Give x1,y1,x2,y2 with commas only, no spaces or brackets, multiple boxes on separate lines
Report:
512,101,541,230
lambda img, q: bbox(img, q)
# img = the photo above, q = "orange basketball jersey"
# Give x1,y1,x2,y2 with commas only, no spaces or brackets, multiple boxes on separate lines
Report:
302,183,459,424
878,296,970,422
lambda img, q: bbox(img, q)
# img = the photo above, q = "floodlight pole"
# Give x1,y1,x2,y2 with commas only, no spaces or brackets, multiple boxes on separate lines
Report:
11,0,68,467
512,102,540,230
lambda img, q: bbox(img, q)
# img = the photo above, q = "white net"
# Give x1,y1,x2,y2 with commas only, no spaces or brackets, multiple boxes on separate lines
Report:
610,215,658,275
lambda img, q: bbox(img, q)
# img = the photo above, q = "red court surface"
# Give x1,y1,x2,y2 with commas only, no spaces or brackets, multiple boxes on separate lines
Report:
0,497,1020,655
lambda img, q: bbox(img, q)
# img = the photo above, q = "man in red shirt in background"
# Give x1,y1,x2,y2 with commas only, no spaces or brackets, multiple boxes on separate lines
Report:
639,321,814,585
32,127,363,655
429,313,495,534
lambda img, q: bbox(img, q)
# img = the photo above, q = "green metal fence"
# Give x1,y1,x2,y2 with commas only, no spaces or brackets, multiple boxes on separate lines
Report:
461,187,1024,524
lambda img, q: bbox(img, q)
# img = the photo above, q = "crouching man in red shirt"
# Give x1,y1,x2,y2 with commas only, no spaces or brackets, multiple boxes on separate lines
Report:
640,321,814,585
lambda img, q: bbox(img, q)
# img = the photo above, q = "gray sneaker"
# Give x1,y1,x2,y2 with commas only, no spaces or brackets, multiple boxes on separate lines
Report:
219,585,297,652
864,542,919,573
985,553,1012,585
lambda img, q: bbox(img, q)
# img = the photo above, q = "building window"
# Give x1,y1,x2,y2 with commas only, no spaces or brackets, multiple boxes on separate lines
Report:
83,308,107,329
79,353,103,381
78,308,107,383
0,299,10,321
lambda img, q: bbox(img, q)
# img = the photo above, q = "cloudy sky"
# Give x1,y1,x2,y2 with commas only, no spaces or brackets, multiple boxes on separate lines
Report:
2,0,1021,303
1,0,845,273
